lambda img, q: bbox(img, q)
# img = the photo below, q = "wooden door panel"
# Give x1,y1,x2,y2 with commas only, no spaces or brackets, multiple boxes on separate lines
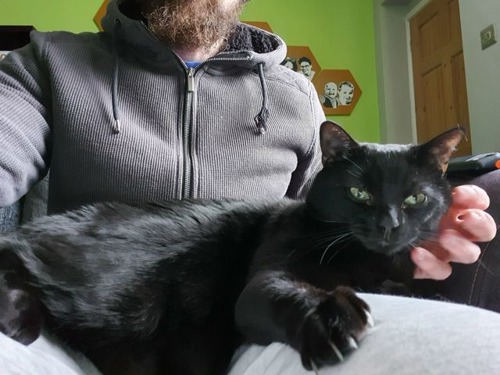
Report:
419,65,448,141
419,13,447,58
410,0,471,156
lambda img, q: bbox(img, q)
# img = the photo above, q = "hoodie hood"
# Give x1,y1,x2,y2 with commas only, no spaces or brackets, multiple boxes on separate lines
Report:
101,0,287,134
101,0,287,69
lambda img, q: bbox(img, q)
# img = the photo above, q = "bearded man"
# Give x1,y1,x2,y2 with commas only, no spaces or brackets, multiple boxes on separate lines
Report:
0,0,498,374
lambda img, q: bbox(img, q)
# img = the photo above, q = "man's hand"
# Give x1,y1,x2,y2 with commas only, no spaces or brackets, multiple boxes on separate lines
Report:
412,185,497,280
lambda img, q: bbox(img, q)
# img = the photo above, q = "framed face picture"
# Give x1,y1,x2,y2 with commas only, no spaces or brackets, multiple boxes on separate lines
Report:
280,46,322,83
314,69,362,116
0,25,35,59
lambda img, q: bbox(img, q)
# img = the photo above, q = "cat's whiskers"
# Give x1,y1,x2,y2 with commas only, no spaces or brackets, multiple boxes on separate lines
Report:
313,229,352,248
344,156,363,172
327,236,356,265
412,231,441,249
326,249,345,265
320,233,353,265
407,241,418,252
346,169,362,179
287,229,352,261
258,232,346,264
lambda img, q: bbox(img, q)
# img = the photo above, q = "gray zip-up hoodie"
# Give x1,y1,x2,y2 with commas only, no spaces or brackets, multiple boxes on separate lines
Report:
0,0,325,214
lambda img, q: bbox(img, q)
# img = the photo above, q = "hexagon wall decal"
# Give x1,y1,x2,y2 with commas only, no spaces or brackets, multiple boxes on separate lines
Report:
243,21,273,33
314,69,362,115
94,0,110,31
280,46,322,83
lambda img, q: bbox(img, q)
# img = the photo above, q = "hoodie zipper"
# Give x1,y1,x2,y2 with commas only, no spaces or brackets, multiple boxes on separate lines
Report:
137,22,256,200
181,67,196,199
180,56,260,198
187,67,195,92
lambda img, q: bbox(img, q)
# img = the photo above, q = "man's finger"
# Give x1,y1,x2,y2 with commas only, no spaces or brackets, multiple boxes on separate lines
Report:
438,229,482,263
412,247,452,280
451,185,490,210
450,210,497,242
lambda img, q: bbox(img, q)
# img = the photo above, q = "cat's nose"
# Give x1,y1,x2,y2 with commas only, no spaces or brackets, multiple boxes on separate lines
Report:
379,224,400,241
378,213,401,240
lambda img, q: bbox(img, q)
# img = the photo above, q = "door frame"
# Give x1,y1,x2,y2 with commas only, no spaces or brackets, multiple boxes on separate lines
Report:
405,0,432,144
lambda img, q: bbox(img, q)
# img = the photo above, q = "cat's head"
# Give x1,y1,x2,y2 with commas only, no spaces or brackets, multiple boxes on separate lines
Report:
306,121,465,255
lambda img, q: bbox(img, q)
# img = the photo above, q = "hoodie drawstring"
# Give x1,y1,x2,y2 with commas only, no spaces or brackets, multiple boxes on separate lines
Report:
110,20,268,136
254,63,269,135
111,19,122,134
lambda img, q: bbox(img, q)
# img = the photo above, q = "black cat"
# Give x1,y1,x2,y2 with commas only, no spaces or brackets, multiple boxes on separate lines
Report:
0,121,463,375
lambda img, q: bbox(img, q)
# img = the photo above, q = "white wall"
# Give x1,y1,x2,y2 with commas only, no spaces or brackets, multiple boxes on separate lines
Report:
374,0,500,152
459,0,500,153
373,0,414,144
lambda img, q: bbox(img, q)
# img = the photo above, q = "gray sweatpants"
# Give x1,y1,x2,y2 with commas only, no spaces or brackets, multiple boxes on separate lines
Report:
2,294,500,375
230,293,500,374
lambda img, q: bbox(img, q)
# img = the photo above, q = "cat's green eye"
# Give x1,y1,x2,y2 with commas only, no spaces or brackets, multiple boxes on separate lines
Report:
403,193,427,208
349,187,372,204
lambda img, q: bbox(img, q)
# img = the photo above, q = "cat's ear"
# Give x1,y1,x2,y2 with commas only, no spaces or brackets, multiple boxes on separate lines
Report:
319,121,359,165
416,127,466,173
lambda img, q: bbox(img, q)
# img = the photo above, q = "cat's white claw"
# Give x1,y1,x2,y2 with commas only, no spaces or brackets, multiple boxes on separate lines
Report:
346,335,358,350
364,309,375,328
328,340,344,362
311,360,320,375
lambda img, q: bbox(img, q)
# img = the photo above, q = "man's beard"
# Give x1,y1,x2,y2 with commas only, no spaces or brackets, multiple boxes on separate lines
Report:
141,0,247,53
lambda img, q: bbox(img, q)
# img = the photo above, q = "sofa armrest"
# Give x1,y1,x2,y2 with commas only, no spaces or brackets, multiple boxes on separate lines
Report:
0,202,22,232
0,175,49,232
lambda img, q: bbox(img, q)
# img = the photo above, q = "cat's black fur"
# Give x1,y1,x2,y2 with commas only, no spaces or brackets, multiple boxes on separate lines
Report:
0,121,464,375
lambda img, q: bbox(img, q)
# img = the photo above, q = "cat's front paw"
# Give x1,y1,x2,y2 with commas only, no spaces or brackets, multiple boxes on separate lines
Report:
298,286,372,371
0,272,44,345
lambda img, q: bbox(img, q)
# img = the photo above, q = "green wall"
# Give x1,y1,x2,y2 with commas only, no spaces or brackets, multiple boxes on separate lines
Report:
1,0,103,32
1,0,380,141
